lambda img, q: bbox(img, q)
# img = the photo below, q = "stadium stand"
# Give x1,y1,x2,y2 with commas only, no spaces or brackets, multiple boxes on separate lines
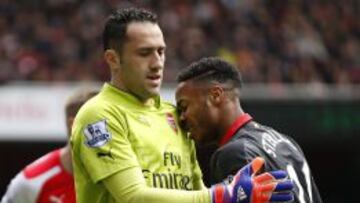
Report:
0,0,359,84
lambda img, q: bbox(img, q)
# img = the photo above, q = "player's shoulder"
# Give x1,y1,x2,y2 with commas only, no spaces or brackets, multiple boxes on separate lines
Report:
160,100,176,110
155,100,177,116
242,121,289,141
257,123,300,145
217,137,248,158
230,121,288,152
23,149,61,179
75,91,125,122
77,91,108,114
243,121,303,153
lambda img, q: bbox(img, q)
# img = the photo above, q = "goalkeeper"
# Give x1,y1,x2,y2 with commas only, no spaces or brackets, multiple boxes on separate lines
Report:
71,7,293,203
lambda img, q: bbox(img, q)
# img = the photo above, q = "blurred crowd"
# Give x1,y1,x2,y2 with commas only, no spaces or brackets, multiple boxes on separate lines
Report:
0,0,359,84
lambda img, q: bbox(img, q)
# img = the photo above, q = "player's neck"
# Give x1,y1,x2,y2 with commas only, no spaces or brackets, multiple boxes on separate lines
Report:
60,145,73,174
110,78,127,94
220,103,244,137
110,80,158,105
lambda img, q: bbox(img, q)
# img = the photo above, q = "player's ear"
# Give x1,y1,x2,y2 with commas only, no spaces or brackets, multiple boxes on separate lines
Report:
208,86,223,106
104,49,120,70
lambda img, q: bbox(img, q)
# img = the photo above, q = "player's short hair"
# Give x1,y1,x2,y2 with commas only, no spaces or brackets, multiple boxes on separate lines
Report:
177,57,243,89
103,7,158,53
65,88,98,118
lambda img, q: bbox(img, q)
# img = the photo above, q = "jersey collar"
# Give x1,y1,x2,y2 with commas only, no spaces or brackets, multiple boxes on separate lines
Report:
103,83,161,110
219,113,253,147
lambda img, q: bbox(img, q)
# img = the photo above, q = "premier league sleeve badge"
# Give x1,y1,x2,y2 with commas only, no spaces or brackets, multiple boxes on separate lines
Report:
83,120,112,148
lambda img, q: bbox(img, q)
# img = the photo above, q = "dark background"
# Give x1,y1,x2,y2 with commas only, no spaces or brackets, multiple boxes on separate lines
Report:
1,100,359,202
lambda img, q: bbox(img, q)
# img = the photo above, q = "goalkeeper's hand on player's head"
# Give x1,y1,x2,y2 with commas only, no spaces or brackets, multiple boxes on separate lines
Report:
211,157,294,203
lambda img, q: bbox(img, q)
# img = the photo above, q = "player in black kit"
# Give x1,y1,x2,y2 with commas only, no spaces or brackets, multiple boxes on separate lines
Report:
175,57,323,203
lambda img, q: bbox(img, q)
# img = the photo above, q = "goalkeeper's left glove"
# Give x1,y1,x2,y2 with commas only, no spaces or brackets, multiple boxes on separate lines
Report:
211,157,294,203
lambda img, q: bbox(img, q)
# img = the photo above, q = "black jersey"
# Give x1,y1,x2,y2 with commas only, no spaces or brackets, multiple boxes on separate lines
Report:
210,114,323,203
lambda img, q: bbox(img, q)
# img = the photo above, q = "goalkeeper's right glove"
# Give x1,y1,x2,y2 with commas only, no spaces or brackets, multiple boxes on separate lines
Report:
211,157,294,203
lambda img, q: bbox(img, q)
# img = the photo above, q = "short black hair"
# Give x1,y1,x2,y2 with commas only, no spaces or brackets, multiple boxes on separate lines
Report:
177,57,242,89
103,7,158,52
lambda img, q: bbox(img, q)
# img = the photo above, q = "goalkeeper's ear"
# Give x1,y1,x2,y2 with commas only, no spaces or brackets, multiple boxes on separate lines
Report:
104,49,120,71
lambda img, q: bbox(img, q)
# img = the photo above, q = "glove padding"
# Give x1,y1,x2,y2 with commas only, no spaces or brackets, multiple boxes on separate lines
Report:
211,157,294,203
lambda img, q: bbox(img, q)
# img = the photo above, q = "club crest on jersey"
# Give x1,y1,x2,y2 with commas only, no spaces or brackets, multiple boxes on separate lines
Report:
166,113,178,133
83,120,111,148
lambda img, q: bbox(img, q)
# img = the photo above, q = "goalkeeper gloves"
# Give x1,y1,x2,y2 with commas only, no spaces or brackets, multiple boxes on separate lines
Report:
211,157,294,203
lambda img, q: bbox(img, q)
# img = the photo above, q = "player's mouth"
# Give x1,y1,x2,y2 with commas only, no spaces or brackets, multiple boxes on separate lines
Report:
147,74,162,86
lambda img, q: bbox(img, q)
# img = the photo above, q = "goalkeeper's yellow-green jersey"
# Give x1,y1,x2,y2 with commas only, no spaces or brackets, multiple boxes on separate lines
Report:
71,83,211,203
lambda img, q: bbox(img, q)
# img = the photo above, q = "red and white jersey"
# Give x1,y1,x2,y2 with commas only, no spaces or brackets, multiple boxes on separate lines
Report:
1,149,75,203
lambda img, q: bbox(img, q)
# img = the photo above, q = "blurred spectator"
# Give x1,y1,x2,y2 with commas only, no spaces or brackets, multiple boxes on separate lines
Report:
0,0,358,84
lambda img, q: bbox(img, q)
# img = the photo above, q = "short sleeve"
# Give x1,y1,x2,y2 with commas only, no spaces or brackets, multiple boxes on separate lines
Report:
72,106,139,183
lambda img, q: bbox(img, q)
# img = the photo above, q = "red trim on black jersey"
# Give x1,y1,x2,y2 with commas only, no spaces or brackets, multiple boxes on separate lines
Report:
219,113,252,147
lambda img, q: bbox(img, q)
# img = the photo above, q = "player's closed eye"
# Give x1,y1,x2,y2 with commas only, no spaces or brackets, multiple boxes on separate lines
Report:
157,48,165,56
138,50,152,57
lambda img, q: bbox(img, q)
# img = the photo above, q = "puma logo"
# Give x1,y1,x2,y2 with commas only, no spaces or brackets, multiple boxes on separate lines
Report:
97,147,114,159
49,194,65,203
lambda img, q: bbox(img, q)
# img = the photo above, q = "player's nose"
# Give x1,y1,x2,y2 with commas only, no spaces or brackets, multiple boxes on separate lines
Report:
150,52,164,70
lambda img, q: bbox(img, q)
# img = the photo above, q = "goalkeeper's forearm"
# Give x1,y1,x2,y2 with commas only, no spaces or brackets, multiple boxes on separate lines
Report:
103,166,211,203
